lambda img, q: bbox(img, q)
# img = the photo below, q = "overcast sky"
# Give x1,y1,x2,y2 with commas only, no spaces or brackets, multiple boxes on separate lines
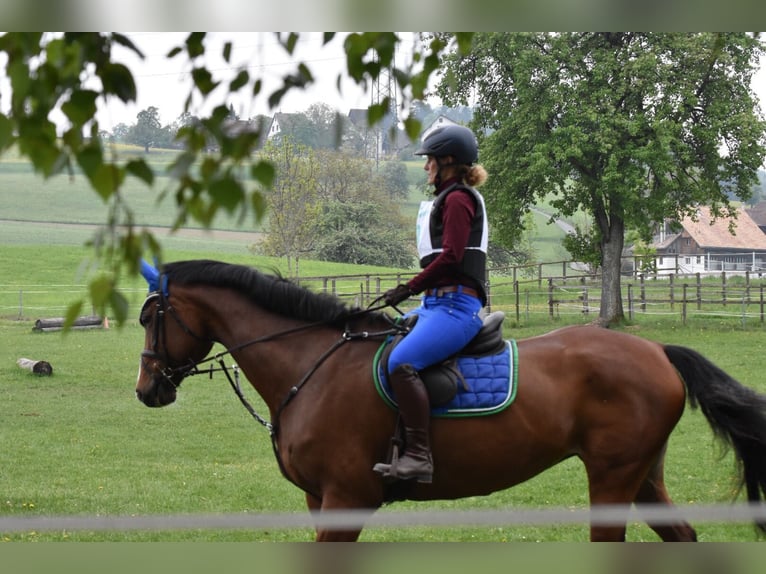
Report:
95,32,766,134
95,32,417,129
2,32,766,138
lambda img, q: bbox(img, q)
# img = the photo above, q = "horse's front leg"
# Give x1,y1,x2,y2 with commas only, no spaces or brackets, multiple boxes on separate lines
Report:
306,491,379,542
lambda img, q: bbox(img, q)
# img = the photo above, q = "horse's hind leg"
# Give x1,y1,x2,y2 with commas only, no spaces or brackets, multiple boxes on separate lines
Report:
634,449,697,542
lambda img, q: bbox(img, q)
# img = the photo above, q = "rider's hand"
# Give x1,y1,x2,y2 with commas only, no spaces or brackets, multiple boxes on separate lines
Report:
383,284,413,306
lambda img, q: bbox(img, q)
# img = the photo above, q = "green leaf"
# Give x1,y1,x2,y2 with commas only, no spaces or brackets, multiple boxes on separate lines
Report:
403,117,422,141
250,191,267,222
0,114,14,150
63,299,84,333
186,32,206,58
99,63,137,103
126,158,155,185
89,164,124,201
61,89,99,126
229,70,249,91
251,160,275,188
209,177,245,213
88,275,113,309
109,288,129,325
76,144,103,178
191,67,218,96
112,33,144,58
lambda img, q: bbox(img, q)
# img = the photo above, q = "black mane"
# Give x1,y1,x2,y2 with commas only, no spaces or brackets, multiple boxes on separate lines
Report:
162,259,363,325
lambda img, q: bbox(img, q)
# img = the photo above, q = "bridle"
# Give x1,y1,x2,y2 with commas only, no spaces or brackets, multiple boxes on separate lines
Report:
137,282,405,496
139,289,406,430
139,290,210,388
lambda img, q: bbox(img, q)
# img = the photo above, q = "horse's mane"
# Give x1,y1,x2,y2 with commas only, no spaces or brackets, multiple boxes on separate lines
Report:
161,259,370,325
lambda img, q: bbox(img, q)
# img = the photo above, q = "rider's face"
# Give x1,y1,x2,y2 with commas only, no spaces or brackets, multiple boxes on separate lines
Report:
425,156,439,185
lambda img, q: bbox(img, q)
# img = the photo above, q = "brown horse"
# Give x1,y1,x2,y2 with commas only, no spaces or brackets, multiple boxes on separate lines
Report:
135,259,766,541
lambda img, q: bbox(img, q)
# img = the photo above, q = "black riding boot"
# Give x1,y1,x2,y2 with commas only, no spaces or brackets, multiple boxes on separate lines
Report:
373,364,433,483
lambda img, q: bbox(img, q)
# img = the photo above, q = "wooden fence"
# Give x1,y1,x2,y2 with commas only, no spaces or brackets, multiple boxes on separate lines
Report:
4,262,766,327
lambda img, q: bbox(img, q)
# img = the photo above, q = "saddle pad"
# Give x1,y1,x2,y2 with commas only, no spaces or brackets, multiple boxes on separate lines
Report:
374,339,518,418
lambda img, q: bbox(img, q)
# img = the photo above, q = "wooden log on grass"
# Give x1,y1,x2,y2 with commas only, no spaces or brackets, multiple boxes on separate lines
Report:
33,315,104,332
17,358,53,376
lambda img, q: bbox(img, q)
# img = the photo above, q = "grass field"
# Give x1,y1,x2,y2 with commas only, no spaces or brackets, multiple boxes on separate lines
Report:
3,150,766,543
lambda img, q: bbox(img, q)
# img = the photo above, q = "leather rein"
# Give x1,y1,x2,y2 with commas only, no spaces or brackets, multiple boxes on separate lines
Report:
139,286,404,490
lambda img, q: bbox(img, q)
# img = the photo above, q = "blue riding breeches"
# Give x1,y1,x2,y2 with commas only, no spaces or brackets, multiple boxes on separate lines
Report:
388,289,484,373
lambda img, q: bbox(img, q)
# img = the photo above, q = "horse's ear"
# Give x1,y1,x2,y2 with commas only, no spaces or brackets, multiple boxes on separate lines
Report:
140,259,160,292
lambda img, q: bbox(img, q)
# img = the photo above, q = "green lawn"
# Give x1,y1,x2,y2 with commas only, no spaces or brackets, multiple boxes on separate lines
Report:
2,151,764,543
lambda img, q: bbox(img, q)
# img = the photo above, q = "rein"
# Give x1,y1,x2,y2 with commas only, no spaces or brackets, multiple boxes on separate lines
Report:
141,287,404,492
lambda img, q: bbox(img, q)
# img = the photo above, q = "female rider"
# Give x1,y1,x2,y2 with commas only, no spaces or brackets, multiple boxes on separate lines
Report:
373,124,489,483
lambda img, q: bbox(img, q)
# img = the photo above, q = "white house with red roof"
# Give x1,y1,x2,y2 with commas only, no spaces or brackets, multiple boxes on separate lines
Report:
651,205,766,274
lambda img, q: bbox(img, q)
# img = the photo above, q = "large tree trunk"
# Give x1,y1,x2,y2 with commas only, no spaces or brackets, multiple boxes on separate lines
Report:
599,216,625,327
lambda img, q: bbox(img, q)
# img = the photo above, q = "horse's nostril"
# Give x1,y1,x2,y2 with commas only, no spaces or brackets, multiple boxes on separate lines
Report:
135,390,143,402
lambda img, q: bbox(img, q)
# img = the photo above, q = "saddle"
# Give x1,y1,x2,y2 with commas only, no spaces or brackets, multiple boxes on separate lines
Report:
379,311,507,407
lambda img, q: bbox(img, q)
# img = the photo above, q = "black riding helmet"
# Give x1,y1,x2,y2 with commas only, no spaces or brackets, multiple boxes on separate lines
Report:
414,124,478,165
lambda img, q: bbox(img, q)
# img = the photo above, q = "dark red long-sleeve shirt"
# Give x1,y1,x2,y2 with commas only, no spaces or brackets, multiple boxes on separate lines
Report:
407,178,479,295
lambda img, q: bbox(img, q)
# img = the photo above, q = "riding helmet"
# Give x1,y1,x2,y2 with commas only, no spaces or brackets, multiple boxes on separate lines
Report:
414,124,478,165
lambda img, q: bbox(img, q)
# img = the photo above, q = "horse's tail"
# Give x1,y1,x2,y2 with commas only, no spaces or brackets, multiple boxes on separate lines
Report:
664,344,766,532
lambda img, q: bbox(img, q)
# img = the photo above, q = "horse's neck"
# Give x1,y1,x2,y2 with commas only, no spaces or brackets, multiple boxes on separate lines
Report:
197,289,342,411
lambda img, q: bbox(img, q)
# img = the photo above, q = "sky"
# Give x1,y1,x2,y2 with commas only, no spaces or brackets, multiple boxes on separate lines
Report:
1,32,766,137
93,32,766,135
95,32,418,130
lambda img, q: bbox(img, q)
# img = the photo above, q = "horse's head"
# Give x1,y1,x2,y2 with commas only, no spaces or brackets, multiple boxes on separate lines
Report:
135,262,214,407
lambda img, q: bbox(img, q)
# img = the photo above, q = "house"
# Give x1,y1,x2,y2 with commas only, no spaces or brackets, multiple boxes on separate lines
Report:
651,205,766,274
420,114,460,140
266,112,304,140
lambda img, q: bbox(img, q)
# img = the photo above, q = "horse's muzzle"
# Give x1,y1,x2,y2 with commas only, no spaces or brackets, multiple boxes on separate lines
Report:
136,376,177,407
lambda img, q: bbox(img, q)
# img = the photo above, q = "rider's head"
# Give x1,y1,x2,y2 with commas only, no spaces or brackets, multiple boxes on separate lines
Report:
415,124,481,188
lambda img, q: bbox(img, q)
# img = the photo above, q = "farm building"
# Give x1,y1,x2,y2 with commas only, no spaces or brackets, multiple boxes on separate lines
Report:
650,205,766,274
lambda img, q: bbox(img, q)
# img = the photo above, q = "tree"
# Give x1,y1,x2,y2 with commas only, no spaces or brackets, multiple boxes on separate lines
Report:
258,138,321,277
304,102,347,149
439,32,766,325
0,31,473,325
378,160,410,200
312,201,414,267
129,106,163,152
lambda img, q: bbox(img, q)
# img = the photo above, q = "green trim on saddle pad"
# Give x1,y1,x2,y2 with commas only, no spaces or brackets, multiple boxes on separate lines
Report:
372,338,519,418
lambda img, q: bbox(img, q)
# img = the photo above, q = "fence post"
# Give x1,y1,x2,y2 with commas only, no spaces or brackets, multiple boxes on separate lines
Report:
640,274,646,312
682,284,688,325
696,273,702,310
669,274,674,311
548,278,554,318
761,283,765,323
627,283,633,320
514,281,520,324
582,286,589,315
18,290,23,319
722,271,727,307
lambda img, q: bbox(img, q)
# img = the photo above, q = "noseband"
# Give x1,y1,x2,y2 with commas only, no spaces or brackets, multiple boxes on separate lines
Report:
139,290,210,387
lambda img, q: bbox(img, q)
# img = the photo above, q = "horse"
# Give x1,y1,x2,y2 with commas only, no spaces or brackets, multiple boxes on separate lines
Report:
135,259,766,541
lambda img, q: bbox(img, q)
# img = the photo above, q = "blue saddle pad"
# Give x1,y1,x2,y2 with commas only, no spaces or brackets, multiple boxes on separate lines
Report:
374,339,518,418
